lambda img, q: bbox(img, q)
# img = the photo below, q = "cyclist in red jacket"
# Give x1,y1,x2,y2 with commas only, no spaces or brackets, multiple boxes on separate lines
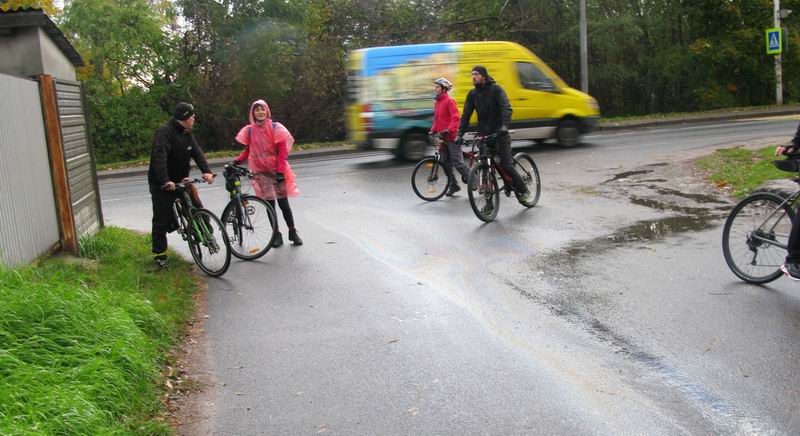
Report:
430,78,469,196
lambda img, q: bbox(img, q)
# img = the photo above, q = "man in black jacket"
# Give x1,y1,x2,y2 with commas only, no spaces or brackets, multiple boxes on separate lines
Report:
148,102,214,268
457,66,531,208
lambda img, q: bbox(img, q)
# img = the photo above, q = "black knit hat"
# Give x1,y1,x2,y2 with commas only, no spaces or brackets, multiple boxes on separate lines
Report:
173,102,195,121
471,65,489,78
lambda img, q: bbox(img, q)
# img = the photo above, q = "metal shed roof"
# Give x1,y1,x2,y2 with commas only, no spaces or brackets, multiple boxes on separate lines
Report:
0,8,84,67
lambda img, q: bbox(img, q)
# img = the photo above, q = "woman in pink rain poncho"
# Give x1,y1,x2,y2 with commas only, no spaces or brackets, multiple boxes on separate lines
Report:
233,100,302,246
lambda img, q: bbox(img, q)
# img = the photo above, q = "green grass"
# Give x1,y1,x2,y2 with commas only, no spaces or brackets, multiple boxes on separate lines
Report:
0,227,197,434
695,146,794,198
96,141,355,171
602,103,799,122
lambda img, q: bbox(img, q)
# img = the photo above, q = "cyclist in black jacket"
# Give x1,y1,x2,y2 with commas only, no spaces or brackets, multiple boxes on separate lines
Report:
777,123,800,280
457,66,532,206
148,102,214,268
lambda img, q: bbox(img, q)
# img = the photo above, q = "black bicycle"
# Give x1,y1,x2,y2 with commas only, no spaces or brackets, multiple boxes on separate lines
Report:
722,153,800,284
411,132,479,201
467,134,541,222
221,164,278,260
172,178,231,276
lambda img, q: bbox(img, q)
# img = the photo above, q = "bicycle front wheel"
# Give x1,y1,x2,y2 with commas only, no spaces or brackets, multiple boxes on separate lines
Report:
513,153,541,207
722,192,794,284
468,163,500,222
188,209,231,277
412,157,448,201
222,195,277,260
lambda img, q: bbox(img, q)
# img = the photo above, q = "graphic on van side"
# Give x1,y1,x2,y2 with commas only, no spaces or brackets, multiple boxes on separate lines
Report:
363,43,458,112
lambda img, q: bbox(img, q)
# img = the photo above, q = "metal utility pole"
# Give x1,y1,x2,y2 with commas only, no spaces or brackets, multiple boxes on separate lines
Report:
580,0,588,93
775,0,783,105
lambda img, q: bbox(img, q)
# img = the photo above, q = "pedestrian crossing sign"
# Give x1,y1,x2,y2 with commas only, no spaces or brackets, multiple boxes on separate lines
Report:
767,28,782,55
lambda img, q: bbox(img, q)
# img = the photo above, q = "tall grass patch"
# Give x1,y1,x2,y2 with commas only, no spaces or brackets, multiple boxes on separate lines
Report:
695,146,794,198
0,227,197,434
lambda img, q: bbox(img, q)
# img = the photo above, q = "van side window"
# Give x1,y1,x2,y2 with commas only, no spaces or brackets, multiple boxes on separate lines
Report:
516,62,555,91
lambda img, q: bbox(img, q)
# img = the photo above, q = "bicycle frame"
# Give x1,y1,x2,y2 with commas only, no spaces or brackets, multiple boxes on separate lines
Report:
748,189,800,250
474,138,515,193
172,182,214,245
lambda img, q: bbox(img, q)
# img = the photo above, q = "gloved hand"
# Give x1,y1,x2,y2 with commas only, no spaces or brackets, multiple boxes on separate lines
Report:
456,136,464,146
276,172,286,184
231,159,241,166
497,126,509,137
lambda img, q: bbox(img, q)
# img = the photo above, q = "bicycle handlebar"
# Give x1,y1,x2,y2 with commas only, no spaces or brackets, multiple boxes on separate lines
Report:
180,174,217,186
224,163,254,178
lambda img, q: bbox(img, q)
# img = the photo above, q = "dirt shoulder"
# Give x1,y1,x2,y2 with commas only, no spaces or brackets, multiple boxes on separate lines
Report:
168,274,215,435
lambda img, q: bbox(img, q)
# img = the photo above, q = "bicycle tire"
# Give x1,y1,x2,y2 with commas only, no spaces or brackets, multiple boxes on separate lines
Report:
412,156,449,201
468,162,500,222
513,153,541,207
222,195,278,260
188,209,231,277
722,192,794,284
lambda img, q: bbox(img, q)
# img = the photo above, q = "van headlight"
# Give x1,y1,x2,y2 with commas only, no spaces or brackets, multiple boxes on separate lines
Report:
588,98,599,111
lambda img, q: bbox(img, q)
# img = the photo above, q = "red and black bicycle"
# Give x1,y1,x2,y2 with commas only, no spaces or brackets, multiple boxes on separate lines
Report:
467,134,541,222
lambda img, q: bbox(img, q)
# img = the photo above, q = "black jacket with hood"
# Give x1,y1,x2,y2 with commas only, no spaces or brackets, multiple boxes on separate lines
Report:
457,74,513,137
148,118,211,188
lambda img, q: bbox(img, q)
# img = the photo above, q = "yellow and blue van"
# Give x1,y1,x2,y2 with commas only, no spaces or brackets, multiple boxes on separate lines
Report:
346,41,600,160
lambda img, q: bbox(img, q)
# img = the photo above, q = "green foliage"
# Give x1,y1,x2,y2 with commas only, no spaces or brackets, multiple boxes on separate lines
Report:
0,227,196,434
54,0,800,163
696,146,793,197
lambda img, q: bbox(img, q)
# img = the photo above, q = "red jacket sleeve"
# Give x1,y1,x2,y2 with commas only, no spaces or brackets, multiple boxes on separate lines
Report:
275,140,288,174
447,98,460,141
234,140,249,164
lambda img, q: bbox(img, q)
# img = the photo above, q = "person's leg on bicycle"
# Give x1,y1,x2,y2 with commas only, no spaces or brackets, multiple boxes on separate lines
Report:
496,134,529,198
439,143,460,196
782,215,800,280
150,186,178,268
186,183,214,234
446,139,469,184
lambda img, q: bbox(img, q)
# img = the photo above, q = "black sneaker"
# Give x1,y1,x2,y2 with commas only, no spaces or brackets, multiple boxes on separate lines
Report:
446,184,461,197
781,263,800,281
481,203,494,215
273,232,284,248
461,174,468,184
154,254,168,269
288,228,303,246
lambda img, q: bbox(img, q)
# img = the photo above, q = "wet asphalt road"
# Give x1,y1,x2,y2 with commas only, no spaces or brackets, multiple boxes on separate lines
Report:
100,116,800,435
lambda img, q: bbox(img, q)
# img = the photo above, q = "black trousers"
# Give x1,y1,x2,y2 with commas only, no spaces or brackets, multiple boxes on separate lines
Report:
787,213,800,263
150,185,202,255
493,135,527,194
266,198,295,231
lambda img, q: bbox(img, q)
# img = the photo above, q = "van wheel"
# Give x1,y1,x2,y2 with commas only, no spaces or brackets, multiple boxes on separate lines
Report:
556,119,581,147
400,133,429,161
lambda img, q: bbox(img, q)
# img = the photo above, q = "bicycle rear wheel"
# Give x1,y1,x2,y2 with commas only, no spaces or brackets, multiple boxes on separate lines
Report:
468,163,500,222
222,195,277,260
188,209,231,277
412,156,449,201
513,153,541,207
722,192,794,284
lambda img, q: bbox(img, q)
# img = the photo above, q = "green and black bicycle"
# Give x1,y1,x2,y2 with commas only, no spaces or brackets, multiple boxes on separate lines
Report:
171,178,231,276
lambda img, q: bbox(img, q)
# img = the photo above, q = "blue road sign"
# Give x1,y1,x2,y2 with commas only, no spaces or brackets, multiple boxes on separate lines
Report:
767,28,782,55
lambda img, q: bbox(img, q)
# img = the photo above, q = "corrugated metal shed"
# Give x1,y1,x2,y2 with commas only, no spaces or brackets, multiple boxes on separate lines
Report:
0,73,60,266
